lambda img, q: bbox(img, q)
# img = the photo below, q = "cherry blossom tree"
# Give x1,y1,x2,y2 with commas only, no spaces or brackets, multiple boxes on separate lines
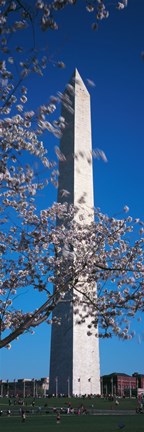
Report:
0,199,144,349
1,0,143,350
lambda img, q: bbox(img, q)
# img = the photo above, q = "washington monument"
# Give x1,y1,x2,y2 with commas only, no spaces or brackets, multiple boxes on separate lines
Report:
49,69,100,396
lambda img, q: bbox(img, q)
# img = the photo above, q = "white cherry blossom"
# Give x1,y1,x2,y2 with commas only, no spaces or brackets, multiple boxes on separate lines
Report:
0,0,143,349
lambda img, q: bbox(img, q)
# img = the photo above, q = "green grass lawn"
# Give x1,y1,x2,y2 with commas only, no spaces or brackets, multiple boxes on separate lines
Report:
0,397,143,432
0,414,144,432
0,396,138,411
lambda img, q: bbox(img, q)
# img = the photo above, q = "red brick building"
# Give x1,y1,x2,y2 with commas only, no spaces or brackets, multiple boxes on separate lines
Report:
132,372,144,388
101,372,137,397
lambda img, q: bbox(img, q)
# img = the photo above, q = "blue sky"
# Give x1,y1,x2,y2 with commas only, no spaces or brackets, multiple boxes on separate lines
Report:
1,0,144,381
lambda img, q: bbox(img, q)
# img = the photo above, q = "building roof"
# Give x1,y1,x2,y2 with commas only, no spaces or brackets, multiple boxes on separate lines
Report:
102,372,132,378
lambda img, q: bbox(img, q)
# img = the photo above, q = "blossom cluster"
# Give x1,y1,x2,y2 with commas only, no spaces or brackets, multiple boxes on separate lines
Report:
0,200,143,348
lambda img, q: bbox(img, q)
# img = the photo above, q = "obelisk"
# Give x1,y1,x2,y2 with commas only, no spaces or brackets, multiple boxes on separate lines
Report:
49,69,100,396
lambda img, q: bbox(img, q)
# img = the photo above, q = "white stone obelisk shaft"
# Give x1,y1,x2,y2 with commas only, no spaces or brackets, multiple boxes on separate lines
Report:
49,69,100,396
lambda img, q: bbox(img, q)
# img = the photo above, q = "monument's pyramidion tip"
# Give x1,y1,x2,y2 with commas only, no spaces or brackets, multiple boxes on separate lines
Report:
74,67,79,74
72,68,89,93
73,67,81,79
